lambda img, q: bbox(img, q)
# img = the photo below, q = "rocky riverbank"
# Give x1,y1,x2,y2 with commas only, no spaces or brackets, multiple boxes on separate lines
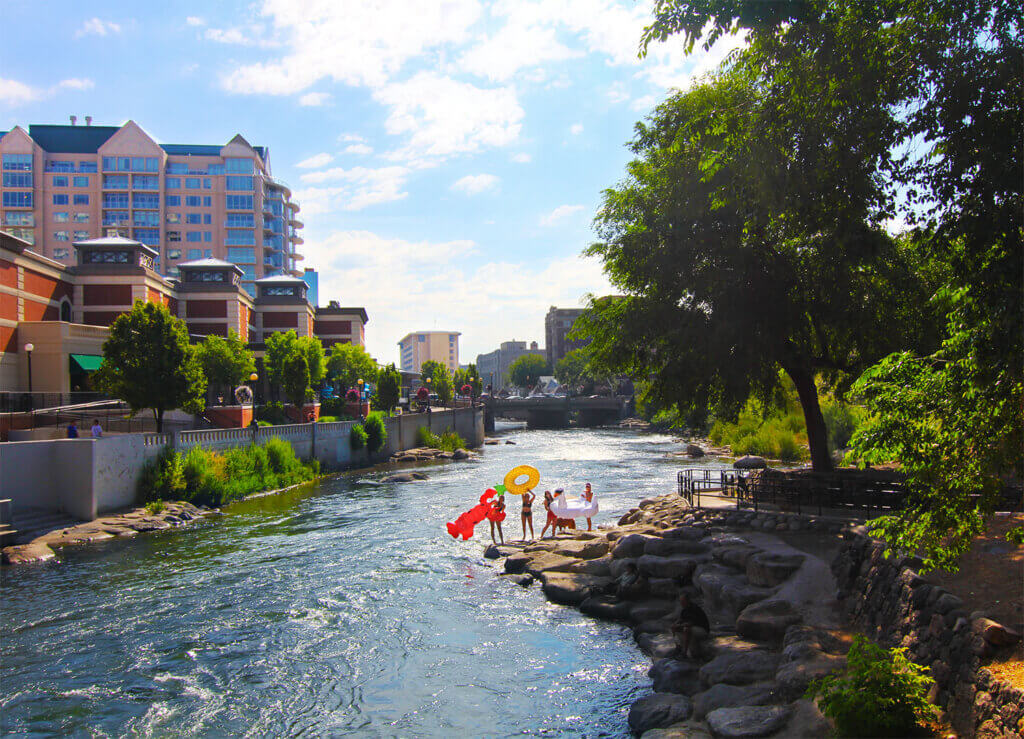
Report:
485,496,851,737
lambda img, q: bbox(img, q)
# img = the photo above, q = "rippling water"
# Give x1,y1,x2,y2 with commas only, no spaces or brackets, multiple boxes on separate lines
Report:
1,427,728,737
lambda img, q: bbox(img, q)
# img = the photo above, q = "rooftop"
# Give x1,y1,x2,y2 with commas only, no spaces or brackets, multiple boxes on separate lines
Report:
27,124,119,153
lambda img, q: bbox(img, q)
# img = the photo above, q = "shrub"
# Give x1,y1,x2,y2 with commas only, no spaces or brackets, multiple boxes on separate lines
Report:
417,425,466,451
255,401,289,426
807,636,935,737
822,399,867,451
144,500,166,514
364,412,387,453
350,424,368,450
318,415,339,423
137,445,185,503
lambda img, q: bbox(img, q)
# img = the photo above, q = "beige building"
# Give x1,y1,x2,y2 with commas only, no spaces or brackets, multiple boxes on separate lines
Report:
398,331,460,373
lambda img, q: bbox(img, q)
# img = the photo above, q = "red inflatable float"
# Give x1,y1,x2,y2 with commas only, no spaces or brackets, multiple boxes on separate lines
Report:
446,489,499,540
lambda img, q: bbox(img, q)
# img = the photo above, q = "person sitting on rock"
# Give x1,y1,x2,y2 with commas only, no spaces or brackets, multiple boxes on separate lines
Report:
671,592,710,659
614,561,648,600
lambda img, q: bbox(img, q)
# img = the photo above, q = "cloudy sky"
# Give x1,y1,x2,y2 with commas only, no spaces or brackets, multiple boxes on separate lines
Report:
1,0,741,364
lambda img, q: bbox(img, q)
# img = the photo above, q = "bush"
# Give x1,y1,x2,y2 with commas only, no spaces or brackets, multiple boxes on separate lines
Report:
137,445,185,503
417,425,466,451
318,415,340,423
807,636,935,737
350,424,368,450
822,399,867,451
255,401,289,426
364,412,387,453
144,500,166,514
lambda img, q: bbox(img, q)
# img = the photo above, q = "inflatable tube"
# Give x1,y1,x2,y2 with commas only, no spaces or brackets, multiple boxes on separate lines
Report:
445,490,497,540
503,465,540,495
549,495,599,519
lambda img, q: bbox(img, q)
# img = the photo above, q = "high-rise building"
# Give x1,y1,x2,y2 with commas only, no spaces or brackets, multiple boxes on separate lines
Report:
476,340,544,390
302,267,319,307
0,119,304,296
544,306,588,367
398,331,460,373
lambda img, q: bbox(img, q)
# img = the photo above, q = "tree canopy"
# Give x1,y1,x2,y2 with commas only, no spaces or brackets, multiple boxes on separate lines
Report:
95,300,207,431
282,352,311,409
421,360,454,405
196,331,255,399
375,363,402,414
264,330,299,392
296,335,326,389
508,354,550,391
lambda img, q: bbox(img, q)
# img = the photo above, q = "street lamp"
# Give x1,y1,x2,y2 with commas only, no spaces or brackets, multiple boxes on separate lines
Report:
249,372,259,442
468,376,476,407
24,343,34,394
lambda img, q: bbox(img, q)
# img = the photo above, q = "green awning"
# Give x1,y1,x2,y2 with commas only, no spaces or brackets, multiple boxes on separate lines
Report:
70,354,104,372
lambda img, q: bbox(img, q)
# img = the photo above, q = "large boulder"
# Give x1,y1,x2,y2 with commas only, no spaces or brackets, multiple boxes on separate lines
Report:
570,554,613,576
629,599,677,623
694,564,775,620
524,552,580,577
735,600,802,642
705,705,792,738
733,455,768,470
745,553,805,587
504,553,532,574
685,444,705,458
638,554,699,581
699,651,782,686
640,721,713,739
613,533,657,559
628,693,694,734
645,537,710,557
635,631,679,660
550,538,610,560
782,699,833,738
712,545,762,571
774,654,845,700
692,683,782,720
381,471,428,482
541,572,610,606
649,658,702,695
579,595,632,621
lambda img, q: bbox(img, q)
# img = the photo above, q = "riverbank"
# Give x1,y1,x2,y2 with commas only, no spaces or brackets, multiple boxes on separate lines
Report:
485,494,852,736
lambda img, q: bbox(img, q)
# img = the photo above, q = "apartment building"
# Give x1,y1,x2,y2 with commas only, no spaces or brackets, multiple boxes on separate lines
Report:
544,306,589,367
398,331,460,373
476,340,544,390
0,119,304,296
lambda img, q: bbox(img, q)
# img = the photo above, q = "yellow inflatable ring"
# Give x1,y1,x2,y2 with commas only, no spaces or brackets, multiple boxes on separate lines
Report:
503,465,540,495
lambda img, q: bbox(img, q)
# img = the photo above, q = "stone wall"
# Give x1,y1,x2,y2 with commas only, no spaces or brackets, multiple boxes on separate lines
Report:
832,529,1024,738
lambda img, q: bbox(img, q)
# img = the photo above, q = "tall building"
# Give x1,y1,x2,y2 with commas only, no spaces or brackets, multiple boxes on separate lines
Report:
0,119,304,296
398,331,460,373
544,306,588,367
302,267,319,307
476,340,544,390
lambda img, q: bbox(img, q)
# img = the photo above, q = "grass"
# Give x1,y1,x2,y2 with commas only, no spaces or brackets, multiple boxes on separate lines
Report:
318,415,340,423
144,500,166,515
417,425,466,451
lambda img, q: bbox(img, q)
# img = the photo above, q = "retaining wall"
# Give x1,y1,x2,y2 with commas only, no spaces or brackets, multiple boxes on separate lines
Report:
832,528,1024,737
0,408,485,520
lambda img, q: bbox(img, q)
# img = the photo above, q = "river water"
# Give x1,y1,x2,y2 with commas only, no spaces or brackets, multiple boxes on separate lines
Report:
1,426,728,737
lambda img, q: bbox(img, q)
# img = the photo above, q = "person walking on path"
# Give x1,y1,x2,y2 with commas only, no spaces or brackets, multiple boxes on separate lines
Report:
520,489,536,541
67,420,79,438
90,419,103,438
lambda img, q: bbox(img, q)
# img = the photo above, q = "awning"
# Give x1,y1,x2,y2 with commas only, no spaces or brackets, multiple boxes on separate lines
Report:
70,354,104,372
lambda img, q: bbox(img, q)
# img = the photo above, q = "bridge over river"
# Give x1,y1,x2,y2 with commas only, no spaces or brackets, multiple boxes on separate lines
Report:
483,395,630,431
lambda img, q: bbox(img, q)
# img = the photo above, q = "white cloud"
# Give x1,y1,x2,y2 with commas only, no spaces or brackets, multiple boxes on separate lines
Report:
296,152,334,169
338,133,366,143
457,15,580,82
343,143,373,155
451,174,499,195
570,123,583,135
57,78,94,91
540,204,586,226
186,16,205,26
607,81,630,104
0,77,95,106
511,152,531,163
631,93,657,112
205,26,278,48
298,91,330,106
374,72,523,161
296,165,410,212
75,18,121,38
301,229,612,362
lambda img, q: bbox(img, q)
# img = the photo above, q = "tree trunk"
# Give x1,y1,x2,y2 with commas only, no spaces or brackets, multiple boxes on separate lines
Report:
783,365,832,472
155,408,163,433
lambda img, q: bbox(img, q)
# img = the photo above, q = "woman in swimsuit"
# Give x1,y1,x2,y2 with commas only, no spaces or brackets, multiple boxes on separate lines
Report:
539,490,556,539
583,482,594,531
488,495,506,544
520,489,536,541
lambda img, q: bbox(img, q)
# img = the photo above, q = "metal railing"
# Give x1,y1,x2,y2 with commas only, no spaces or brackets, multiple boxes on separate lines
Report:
0,391,109,413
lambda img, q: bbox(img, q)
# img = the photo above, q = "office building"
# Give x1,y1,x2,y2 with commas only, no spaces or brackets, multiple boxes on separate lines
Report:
544,306,588,367
302,267,319,307
475,340,544,390
398,331,460,373
0,118,304,296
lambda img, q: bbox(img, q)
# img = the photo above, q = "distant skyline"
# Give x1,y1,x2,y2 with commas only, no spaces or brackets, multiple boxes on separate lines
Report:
0,0,743,364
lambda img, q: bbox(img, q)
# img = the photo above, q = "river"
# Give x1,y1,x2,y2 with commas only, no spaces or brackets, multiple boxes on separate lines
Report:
1,426,729,737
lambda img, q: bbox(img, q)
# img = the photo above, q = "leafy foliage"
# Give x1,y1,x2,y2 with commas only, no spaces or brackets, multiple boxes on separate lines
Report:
255,401,289,426
94,300,207,431
263,330,298,389
349,423,368,450
417,426,466,452
296,336,326,388
807,636,935,737
196,331,255,398
421,360,454,405
374,363,402,414
282,352,311,409
326,342,378,392
508,354,550,390
363,411,387,453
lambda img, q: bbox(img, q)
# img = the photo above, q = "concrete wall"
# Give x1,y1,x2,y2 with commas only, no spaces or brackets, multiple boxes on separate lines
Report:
0,408,484,521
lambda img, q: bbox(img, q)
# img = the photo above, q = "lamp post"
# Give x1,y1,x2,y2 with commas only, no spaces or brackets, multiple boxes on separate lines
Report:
249,372,259,438
24,343,34,395
468,375,475,408
357,377,364,419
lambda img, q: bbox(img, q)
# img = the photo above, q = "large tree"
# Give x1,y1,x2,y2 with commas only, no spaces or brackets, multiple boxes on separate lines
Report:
264,330,298,398
297,335,326,390
326,342,377,392
508,354,550,391
375,363,402,414
421,360,454,405
196,330,255,400
282,352,311,409
95,300,207,431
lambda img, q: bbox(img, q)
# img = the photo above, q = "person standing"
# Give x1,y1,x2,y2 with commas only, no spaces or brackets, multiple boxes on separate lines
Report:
520,489,536,541
488,496,506,545
90,419,103,438
582,482,595,531
66,420,79,438
539,490,556,538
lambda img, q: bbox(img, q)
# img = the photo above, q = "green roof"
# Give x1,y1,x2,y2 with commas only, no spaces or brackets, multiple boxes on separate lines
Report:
69,354,104,372
28,124,119,153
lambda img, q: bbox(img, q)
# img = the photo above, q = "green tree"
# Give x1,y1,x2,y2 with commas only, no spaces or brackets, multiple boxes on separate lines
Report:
264,330,298,396
421,361,454,406
327,342,378,392
296,335,326,390
94,300,207,432
196,330,255,400
509,354,550,391
282,351,311,409
419,359,445,385
375,363,402,414
465,362,482,395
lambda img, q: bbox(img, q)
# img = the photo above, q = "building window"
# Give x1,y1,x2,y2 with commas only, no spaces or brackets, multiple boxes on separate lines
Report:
132,193,159,209
4,211,34,226
226,194,254,210
53,194,69,205
202,213,211,225
53,176,69,187
226,229,255,245
186,178,201,189
102,157,131,172
5,227,34,243
166,212,180,224
133,228,160,244
208,164,225,175
133,175,159,190
187,248,201,259
103,174,129,189
73,175,89,187
225,158,254,174
165,177,181,189
2,172,32,187
73,194,89,205
73,213,89,223
168,248,182,259
186,214,202,224
83,250,131,264
2,154,32,171
167,163,187,174
227,247,255,262
133,211,160,226
130,157,159,172
186,232,202,242
166,195,181,207
46,161,76,173
185,270,225,283
73,230,90,240
203,178,212,189
203,231,212,242
203,196,212,207
54,231,70,241
103,192,129,208
265,286,296,296
167,231,181,242
226,176,253,191
53,247,70,259
102,210,129,225
185,196,202,207
226,212,255,227
54,212,69,223
79,161,97,173
204,249,212,258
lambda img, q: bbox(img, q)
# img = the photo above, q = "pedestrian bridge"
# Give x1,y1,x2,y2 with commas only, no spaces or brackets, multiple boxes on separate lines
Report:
484,395,629,431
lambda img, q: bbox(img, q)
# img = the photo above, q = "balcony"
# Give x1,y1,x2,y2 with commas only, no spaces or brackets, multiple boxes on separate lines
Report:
288,216,303,228
289,234,304,245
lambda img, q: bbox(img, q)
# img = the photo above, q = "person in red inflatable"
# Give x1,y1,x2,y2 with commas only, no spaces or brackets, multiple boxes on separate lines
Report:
488,495,506,544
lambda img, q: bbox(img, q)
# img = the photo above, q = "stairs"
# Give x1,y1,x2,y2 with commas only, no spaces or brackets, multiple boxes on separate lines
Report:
8,507,85,545
0,499,15,546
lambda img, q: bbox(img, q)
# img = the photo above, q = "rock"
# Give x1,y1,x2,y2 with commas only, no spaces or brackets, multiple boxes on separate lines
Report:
649,658,702,695
694,564,775,620
614,533,656,559
502,573,534,587
934,592,963,614
736,600,802,642
639,554,699,582
580,595,632,620
609,557,638,579
713,545,762,571
686,444,705,458
484,439,499,445
541,572,610,605
551,538,609,560
774,655,845,700
699,651,782,686
783,699,833,738
629,693,694,734
630,599,678,623
733,456,768,470
635,632,679,660
570,554,613,577
662,527,707,541
505,440,516,445
692,683,782,719
745,553,805,587
2,541,56,565
524,552,580,577
504,553,532,574
705,705,792,738
452,448,470,460
381,472,427,483
640,720,713,739
645,537,710,557
973,617,1022,647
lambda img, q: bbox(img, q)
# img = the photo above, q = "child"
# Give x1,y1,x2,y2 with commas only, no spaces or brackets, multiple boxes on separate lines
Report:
520,489,536,541
539,490,556,538
488,495,506,544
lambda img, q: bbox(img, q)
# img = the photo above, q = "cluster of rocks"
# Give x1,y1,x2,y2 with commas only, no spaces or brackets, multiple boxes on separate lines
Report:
486,493,847,737
618,502,852,536
483,438,517,446
833,528,1024,737
389,447,473,463
1,502,217,565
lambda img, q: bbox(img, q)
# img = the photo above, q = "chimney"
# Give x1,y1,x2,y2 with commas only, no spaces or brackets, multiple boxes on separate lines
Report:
70,115,77,126
85,116,92,126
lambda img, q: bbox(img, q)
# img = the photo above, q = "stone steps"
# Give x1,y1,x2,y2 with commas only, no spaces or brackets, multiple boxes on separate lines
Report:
0,523,18,547
10,508,85,544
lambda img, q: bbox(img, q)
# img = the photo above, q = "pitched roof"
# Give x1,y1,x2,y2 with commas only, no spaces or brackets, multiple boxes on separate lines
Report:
160,144,222,156
177,258,236,268
255,274,306,284
28,124,120,153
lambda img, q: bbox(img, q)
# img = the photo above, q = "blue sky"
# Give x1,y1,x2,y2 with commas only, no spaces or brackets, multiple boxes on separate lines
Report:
0,0,741,365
